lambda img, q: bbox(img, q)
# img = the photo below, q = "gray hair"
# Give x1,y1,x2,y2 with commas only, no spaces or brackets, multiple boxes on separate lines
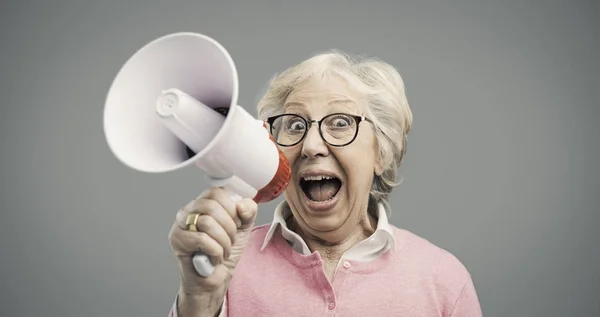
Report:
256,49,413,215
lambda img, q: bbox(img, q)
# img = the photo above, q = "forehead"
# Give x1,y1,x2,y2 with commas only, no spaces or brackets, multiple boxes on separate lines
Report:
283,76,365,115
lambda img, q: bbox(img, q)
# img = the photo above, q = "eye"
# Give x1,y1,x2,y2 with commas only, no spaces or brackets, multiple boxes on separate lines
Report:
286,118,306,131
326,115,353,128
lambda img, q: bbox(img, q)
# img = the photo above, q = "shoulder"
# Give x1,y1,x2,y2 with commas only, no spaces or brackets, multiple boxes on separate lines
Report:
389,227,482,315
390,228,483,315
391,226,474,291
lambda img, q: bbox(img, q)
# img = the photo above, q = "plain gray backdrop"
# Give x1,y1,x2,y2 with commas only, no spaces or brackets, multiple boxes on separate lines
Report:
1,0,598,316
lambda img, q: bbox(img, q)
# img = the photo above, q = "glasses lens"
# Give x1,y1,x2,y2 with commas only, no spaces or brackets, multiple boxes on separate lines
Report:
321,114,358,146
270,114,307,146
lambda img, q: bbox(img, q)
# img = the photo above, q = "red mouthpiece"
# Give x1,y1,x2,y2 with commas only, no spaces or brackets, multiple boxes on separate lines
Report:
252,122,291,203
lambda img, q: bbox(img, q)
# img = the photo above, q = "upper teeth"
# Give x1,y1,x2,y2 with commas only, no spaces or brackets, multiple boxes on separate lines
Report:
303,175,334,181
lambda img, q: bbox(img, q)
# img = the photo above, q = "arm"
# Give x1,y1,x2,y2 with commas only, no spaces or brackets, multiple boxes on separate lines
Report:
449,277,482,317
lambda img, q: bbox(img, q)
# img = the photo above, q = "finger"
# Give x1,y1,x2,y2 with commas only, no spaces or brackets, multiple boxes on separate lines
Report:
176,196,238,233
194,199,239,243
195,232,225,266
198,187,239,222
173,229,225,264
236,198,258,228
175,206,194,230
194,215,233,258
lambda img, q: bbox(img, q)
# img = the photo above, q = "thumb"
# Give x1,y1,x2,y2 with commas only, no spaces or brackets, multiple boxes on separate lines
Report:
236,198,258,229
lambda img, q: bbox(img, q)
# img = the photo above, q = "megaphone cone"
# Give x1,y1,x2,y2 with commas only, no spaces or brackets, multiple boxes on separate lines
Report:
103,32,291,277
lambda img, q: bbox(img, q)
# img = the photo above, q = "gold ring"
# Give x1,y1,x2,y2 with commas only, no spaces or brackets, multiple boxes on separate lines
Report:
185,213,200,232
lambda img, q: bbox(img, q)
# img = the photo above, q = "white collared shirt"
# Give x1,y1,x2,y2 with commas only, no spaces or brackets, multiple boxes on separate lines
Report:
261,201,396,263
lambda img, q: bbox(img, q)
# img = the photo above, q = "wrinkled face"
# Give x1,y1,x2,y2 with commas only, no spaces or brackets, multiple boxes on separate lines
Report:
275,76,383,237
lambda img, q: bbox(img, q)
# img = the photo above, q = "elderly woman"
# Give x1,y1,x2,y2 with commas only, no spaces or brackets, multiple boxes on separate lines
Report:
168,51,482,317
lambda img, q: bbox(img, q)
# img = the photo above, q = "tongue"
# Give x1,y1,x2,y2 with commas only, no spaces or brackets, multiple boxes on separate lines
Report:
306,180,340,201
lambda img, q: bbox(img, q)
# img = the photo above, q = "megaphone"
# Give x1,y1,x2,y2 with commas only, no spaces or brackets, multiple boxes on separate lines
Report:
103,32,291,277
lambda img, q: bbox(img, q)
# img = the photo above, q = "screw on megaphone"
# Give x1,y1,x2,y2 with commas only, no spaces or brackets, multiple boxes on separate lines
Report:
155,88,224,155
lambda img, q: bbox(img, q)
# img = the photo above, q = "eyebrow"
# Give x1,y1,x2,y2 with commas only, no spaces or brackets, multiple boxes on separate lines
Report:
283,99,358,110
328,99,356,106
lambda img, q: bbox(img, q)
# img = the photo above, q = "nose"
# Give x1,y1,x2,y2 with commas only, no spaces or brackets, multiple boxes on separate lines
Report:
301,123,329,158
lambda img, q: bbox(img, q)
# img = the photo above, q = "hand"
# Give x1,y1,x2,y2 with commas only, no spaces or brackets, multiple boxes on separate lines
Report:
168,187,258,315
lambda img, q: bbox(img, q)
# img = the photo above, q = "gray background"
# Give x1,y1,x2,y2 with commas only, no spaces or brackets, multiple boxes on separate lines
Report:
1,0,598,316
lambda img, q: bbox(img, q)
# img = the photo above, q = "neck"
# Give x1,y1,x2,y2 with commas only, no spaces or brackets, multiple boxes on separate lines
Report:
288,211,377,262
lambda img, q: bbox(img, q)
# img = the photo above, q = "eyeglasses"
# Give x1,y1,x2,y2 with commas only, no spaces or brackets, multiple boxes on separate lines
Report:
265,113,373,147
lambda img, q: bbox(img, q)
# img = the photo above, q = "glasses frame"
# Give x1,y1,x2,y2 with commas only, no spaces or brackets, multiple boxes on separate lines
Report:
265,113,373,147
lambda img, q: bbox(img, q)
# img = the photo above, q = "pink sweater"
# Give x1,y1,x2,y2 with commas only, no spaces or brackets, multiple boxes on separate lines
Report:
223,224,482,316
171,204,482,316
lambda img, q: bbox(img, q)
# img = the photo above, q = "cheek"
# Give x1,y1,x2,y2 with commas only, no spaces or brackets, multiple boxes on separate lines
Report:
339,151,377,190
281,147,301,191
280,147,299,167
346,163,374,191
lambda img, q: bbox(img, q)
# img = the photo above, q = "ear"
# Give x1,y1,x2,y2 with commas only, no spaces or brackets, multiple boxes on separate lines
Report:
374,154,384,176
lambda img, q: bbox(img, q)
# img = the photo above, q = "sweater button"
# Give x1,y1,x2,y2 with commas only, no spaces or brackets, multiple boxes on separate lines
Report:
328,301,336,310
343,261,351,269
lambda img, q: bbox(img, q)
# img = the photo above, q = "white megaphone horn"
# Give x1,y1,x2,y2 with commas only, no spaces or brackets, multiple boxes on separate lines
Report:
103,32,291,277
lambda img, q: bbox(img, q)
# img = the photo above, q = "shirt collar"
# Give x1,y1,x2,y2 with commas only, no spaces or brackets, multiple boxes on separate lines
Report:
260,201,396,261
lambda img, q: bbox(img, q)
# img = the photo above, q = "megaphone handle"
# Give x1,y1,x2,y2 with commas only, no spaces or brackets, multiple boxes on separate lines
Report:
192,192,243,277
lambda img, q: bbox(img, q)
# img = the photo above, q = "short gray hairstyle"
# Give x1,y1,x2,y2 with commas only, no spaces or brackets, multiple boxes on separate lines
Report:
256,49,413,215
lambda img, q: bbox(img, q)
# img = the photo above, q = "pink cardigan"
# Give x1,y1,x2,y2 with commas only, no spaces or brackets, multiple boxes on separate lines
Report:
170,203,482,316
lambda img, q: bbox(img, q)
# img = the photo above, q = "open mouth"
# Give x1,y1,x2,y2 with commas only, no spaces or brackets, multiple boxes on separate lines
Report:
300,175,342,202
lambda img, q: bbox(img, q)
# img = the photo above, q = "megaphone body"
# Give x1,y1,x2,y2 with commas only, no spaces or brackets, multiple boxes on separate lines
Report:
103,32,291,277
